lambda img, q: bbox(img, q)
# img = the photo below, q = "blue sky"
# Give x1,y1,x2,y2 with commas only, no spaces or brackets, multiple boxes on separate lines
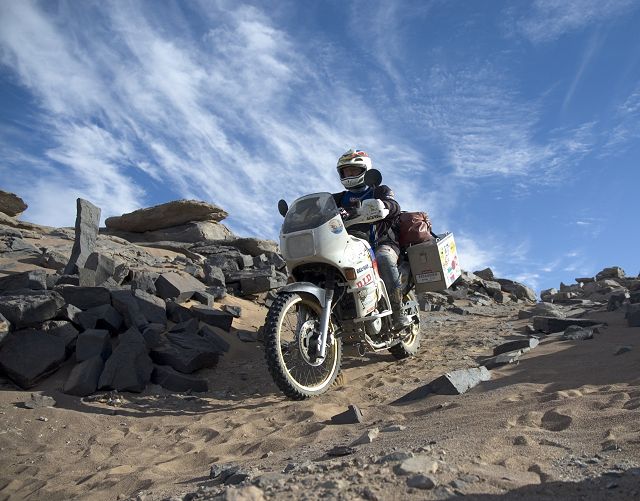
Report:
1,0,639,292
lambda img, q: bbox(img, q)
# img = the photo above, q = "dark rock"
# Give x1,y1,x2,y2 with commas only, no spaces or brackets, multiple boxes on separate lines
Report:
532,316,602,334
55,275,80,286
165,301,193,323
133,289,166,325
473,268,495,281
77,304,123,333
327,445,356,456
0,236,40,255
607,291,630,311
493,338,539,356
198,324,230,353
189,305,234,331
141,323,165,349
0,329,66,388
0,190,28,217
596,267,625,281
56,286,111,311
55,303,82,324
151,364,208,392
150,324,225,374
495,279,537,302
40,320,79,353
561,326,594,340
110,289,149,329
63,198,101,275
203,263,226,287
24,393,56,409
37,248,67,272
206,286,227,300
0,225,22,237
406,474,436,490
78,268,97,287
104,199,228,232
625,304,640,327
98,327,153,392
169,318,200,335
0,290,65,329
75,329,112,361
84,252,129,286
237,330,256,342
429,366,491,395
482,350,524,369
448,306,469,315
614,346,632,356
155,272,205,302
192,290,215,307
129,270,158,295
0,269,47,292
63,356,105,396
331,404,364,424
0,312,9,345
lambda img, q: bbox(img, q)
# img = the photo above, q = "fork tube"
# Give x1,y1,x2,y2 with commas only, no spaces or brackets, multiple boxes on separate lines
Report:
317,288,334,359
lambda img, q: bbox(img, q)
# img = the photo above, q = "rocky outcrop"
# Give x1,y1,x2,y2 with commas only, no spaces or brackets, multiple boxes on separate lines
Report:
63,198,101,275
103,220,234,244
105,200,228,232
0,190,28,217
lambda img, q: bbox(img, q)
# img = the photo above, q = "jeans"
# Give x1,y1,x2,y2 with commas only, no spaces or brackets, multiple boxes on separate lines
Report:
375,244,403,310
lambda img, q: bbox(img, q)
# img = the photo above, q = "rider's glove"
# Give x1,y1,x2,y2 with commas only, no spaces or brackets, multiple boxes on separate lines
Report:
359,199,389,222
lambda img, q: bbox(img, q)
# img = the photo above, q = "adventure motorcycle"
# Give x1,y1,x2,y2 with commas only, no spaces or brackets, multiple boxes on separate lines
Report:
264,169,421,399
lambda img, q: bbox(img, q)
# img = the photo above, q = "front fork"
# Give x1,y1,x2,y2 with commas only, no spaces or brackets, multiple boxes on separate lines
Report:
316,272,336,360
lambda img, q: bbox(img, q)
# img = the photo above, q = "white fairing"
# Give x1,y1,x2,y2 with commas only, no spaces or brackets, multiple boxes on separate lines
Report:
280,192,383,317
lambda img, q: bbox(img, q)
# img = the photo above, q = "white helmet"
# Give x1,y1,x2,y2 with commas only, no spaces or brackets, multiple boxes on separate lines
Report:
336,148,372,189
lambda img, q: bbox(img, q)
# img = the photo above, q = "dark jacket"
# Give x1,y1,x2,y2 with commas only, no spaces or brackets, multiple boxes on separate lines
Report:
332,185,401,251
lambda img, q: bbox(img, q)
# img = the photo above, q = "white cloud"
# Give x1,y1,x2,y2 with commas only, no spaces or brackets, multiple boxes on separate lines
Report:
510,0,637,44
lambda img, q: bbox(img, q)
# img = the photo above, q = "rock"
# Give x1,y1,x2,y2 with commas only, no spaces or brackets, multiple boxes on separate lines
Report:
482,280,502,297
614,346,632,355
110,289,149,329
395,455,439,476
377,451,415,463
0,190,28,217
493,290,512,304
473,268,495,281
448,306,469,315
596,267,625,281
129,270,159,295
215,486,265,501
626,304,640,327
105,199,228,232
150,328,224,373
192,290,215,307
532,316,602,334
351,428,379,446
151,364,208,392
222,237,279,257
0,225,22,237
0,290,65,329
0,329,66,388
331,404,364,424
24,393,56,409
493,337,539,356
561,326,594,340
406,474,436,490
56,286,111,311
495,279,537,302
519,302,565,320
165,301,193,323
55,275,80,286
198,324,231,353
77,304,123,333
237,330,256,342
429,366,491,395
84,252,129,286
607,291,630,311
141,323,164,349
98,327,153,392
75,329,112,361
381,424,406,432
37,248,68,271
203,263,226,287
326,445,357,456
132,289,166,325
0,312,9,344
155,272,205,302
190,305,234,332
63,356,105,396
482,350,525,369
63,198,101,275
40,320,79,353
0,269,47,292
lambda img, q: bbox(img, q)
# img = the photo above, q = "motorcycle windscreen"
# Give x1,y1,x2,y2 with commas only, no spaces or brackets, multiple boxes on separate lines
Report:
281,193,340,234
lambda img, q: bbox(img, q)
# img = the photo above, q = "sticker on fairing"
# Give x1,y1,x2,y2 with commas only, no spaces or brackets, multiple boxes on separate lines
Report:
416,272,442,283
329,220,343,234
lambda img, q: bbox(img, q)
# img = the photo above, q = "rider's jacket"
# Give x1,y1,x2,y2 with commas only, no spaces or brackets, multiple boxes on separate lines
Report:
332,185,401,251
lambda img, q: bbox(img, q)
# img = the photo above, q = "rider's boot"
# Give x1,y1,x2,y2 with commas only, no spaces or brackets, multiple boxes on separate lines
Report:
389,289,412,331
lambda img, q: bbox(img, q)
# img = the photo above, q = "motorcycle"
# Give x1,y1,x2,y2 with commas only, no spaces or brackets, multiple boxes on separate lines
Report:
264,169,421,399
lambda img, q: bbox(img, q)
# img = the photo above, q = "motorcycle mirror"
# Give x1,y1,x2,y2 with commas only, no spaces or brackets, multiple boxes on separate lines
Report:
364,169,382,187
277,199,288,217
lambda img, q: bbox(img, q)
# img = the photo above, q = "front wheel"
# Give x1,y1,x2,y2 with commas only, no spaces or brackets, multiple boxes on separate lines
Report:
389,290,422,360
264,292,342,399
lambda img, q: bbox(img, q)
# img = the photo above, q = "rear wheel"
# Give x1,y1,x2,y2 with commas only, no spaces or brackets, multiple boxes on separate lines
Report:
389,290,421,360
264,292,342,399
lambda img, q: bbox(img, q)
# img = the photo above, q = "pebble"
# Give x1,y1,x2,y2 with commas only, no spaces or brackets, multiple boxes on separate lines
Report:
395,455,439,475
406,474,436,490
381,424,406,432
37,416,48,422
351,428,379,446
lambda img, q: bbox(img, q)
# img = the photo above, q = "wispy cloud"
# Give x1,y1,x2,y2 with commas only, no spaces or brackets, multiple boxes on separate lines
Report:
509,0,637,44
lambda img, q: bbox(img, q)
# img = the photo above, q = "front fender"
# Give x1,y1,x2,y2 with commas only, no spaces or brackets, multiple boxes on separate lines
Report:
278,282,327,307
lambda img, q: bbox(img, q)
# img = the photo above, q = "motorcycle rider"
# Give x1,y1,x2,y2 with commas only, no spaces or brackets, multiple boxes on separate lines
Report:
332,148,412,331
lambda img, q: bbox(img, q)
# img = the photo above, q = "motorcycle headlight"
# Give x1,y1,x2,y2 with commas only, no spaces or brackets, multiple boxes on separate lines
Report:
285,232,315,259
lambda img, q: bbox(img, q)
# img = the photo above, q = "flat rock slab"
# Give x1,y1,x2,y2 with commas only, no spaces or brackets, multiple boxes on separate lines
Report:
561,326,594,341
0,190,28,217
105,199,228,232
0,291,65,329
151,364,208,392
0,330,66,388
190,305,234,332
56,286,111,311
395,455,439,476
483,350,525,369
63,355,105,396
155,272,205,302
493,337,539,356
24,393,56,409
331,404,363,424
532,316,603,334
429,366,491,395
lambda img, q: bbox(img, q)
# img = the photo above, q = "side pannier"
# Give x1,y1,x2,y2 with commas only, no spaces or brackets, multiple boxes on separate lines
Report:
398,211,433,248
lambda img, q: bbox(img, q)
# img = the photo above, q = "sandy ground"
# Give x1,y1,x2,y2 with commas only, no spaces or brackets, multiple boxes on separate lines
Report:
1,292,639,500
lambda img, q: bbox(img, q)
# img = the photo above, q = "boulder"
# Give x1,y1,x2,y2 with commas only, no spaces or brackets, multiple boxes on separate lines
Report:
55,303,82,324
519,302,565,319
150,326,226,373
473,268,495,281
132,289,166,325
482,350,525,369
561,326,594,340
63,355,104,396
192,290,215,307
77,304,123,333
151,364,208,392
0,190,28,217
63,198,101,275
40,320,79,353
189,305,234,332
493,337,539,356
223,237,279,257
198,324,231,353
330,404,364,424
203,264,226,287
105,200,228,232
141,323,165,349
155,272,205,302
495,279,537,302
0,329,66,388
166,301,194,323
56,285,111,311
0,290,65,329
110,289,150,329
627,304,640,328
0,312,9,344
0,235,40,255
98,327,153,392
84,252,129,286
429,366,491,395
0,269,48,292
532,316,602,334
608,291,630,311
37,248,68,272
129,270,159,295
75,329,112,361
596,267,625,281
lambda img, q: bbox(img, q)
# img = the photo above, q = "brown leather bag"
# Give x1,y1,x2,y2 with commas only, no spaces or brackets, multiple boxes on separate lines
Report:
398,211,432,247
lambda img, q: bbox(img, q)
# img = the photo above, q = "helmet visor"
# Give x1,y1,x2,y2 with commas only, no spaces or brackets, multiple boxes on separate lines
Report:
339,165,366,179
